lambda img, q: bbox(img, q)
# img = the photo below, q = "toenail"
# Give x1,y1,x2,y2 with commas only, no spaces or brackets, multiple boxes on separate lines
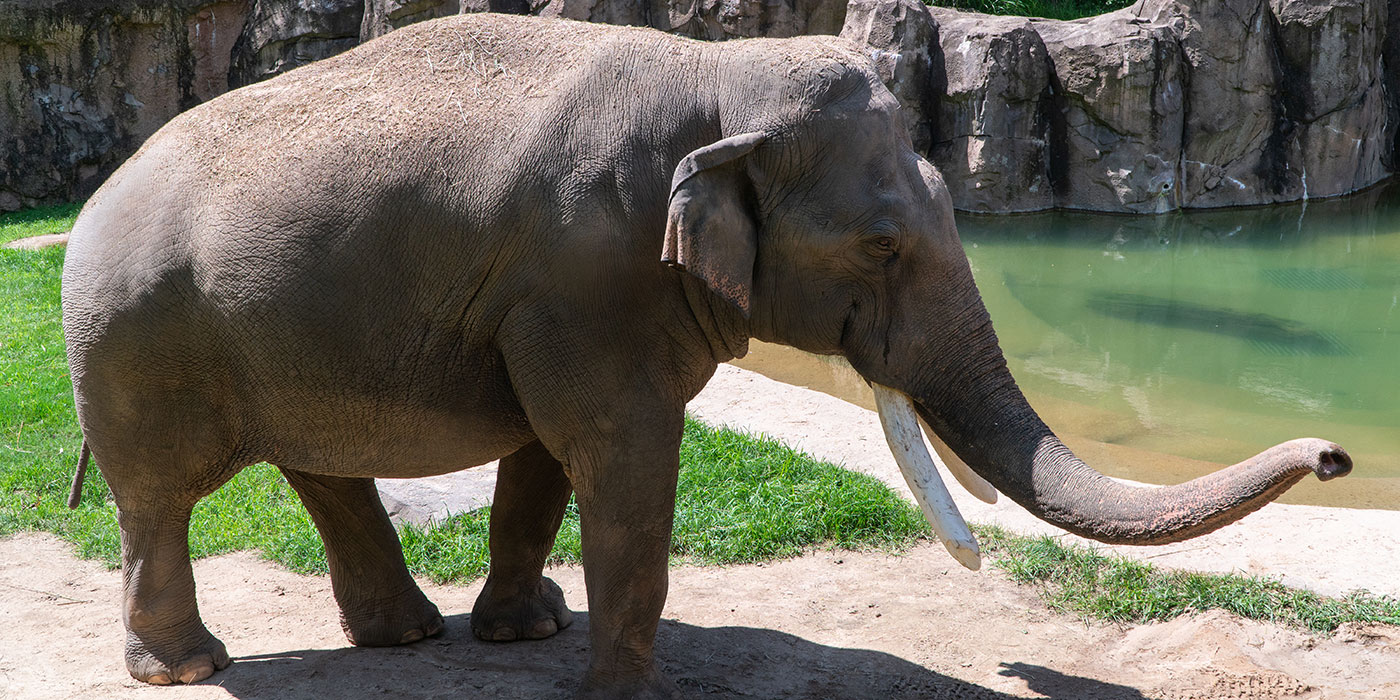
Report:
178,666,209,684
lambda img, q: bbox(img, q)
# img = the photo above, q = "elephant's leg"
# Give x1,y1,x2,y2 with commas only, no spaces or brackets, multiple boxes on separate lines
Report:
279,468,444,646
118,501,231,684
571,436,683,699
471,439,575,641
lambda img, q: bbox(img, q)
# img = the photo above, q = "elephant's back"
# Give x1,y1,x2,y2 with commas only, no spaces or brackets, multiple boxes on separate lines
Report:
63,13,697,302
141,14,685,188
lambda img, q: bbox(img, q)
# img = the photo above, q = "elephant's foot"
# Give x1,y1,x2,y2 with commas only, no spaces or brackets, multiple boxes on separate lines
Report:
126,627,230,685
578,667,683,700
471,575,574,641
340,586,444,647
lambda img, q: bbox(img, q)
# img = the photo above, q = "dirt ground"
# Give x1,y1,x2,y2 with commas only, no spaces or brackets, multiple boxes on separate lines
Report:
4,531,1399,700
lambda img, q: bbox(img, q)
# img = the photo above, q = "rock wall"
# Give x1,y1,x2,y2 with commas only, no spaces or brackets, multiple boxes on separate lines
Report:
229,0,363,86
923,0,1394,213
0,0,1396,213
0,1,251,211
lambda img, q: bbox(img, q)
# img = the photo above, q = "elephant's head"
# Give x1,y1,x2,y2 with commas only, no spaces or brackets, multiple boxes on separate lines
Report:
664,41,1350,567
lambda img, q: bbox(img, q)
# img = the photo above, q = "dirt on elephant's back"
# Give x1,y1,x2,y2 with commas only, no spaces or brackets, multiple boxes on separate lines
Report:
3,531,1397,699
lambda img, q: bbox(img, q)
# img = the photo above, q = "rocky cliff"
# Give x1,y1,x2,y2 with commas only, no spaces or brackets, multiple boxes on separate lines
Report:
1,0,1395,213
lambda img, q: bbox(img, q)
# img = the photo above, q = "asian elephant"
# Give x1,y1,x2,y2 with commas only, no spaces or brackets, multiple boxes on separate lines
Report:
60,12,1350,699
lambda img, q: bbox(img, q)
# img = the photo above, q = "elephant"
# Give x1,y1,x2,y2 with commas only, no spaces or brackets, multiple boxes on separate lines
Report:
60,12,1351,699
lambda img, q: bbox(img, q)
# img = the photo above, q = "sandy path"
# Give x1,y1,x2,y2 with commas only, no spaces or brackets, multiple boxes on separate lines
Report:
5,532,1399,699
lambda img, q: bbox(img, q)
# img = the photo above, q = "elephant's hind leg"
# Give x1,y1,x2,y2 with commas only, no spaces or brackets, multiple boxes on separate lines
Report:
117,501,231,684
278,469,444,646
471,439,575,642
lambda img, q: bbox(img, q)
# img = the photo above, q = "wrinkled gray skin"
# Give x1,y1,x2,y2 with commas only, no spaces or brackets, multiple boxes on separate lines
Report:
62,13,1350,699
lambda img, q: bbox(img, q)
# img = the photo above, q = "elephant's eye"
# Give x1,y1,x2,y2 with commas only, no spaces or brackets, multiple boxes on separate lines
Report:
863,221,901,261
868,234,898,260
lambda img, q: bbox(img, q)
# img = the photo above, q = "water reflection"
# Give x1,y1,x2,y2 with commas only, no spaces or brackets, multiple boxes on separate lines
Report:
958,181,1400,505
733,184,1400,509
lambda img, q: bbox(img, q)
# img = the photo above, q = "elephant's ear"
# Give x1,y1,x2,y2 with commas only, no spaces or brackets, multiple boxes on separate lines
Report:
663,132,767,318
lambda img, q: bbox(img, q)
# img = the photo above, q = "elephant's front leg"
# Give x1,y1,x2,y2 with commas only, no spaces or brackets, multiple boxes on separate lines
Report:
572,428,684,699
472,439,576,641
279,468,444,646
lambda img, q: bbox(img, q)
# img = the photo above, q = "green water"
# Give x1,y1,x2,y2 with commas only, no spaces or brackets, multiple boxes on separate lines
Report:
958,183,1400,509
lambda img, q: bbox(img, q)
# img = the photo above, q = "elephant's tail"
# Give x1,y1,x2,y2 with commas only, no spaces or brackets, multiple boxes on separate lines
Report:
66,440,91,509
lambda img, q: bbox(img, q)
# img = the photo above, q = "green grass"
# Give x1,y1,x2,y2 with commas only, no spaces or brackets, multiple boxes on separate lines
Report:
978,525,1400,633
928,0,1137,20
2,202,1396,636
399,419,929,582
0,201,82,245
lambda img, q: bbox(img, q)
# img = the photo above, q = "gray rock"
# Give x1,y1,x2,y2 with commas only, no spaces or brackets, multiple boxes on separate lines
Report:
839,0,940,155
929,9,1056,213
1270,0,1388,200
1139,0,1290,208
362,0,461,41
0,0,250,206
228,0,363,87
376,463,499,527
2,0,1394,212
527,0,846,40
1035,11,1185,213
1383,0,1400,171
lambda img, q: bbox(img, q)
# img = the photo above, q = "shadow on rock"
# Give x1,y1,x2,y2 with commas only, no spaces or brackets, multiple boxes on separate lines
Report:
197,612,1145,699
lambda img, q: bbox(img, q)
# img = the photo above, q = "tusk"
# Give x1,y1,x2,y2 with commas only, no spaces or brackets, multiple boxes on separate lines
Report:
872,384,981,570
918,416,997,504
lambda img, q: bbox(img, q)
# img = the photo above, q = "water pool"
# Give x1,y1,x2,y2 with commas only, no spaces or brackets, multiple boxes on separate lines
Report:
734,183,1400,510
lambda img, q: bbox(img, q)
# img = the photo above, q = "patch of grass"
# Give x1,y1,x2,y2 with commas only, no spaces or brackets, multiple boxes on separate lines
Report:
977,524,1400,633
928,0,1137,20
0,243,94,549
400,419,929,582
0,202,82,245
0,238,322,561
2,227,1395,635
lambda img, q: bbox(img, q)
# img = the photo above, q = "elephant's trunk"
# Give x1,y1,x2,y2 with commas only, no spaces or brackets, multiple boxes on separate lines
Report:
907,308,1351,547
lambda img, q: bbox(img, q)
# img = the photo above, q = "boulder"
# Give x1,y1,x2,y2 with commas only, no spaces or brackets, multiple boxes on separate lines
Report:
362,0,462,41
526,0,846,40
0,0,251,209
1384,0,1400,171
1035,11,1185,213
928,8,1056,213
228,0,363,87
1138,0,1291,208
1269,0,1388,200
839,0,940,155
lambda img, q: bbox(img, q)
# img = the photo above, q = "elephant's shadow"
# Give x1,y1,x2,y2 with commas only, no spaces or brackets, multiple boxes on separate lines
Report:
203,612,1150,699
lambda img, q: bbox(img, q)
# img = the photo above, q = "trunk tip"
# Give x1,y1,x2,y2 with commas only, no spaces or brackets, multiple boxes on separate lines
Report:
1278,438,1351,482
1314,442,1351,482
